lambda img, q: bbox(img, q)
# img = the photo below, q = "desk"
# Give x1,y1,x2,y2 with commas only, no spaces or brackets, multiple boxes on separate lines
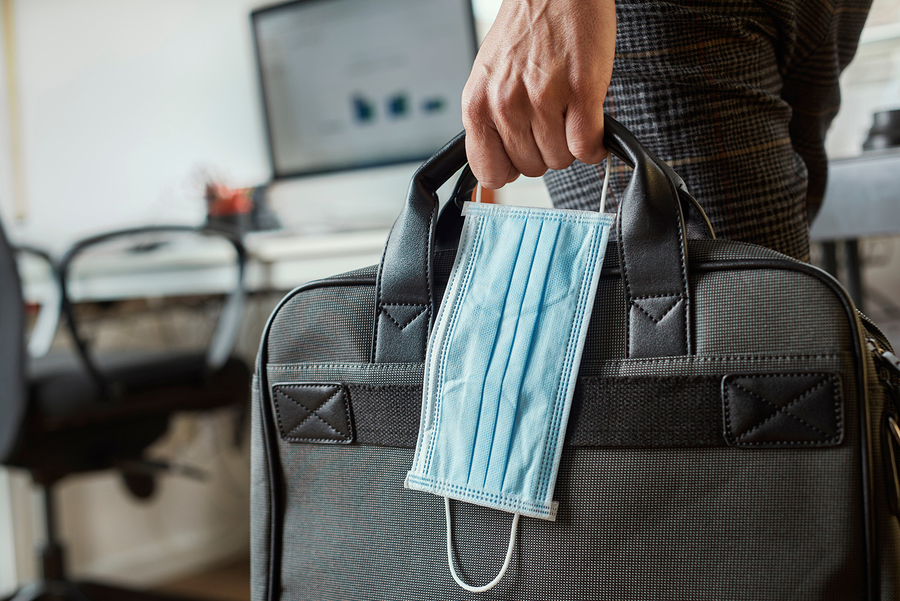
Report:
244,229,388,292
19,228,390,304
810,148,900,311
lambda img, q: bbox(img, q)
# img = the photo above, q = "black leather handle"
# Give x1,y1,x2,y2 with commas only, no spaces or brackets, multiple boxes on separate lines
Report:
372,116,701,363
371,133,466,363
604,117,692,358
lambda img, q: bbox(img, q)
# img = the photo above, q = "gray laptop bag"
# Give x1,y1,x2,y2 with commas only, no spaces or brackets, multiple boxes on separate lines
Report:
251,116,900,600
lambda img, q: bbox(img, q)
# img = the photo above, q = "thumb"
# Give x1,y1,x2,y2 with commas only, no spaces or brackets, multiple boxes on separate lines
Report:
565,100,608,165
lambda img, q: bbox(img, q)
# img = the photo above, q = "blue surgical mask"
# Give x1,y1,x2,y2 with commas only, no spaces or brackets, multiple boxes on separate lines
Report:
405,180,613,591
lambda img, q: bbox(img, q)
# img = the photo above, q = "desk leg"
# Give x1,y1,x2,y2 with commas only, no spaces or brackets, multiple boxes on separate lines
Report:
845,239,865,313
821,241,839,279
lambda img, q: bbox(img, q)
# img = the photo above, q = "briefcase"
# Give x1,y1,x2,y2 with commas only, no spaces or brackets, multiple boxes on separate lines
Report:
250,116,900,600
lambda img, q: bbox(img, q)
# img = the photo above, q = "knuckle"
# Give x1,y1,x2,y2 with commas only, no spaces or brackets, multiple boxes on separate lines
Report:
546,155,575,171
568,130,605,164
520,165,549,178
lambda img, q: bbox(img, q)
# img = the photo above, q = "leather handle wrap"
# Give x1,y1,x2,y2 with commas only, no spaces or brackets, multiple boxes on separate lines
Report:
372,116,700,363
604,117,692,358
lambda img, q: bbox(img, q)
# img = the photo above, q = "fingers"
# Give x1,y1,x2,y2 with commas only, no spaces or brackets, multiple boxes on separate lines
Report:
532,98,577,171
566,95,609,166
461,0,616,189
463,121,521,189
463,80,582,188
464,96,603,188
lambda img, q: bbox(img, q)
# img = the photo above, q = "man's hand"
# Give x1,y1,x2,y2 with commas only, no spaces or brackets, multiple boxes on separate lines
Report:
462,0,616,188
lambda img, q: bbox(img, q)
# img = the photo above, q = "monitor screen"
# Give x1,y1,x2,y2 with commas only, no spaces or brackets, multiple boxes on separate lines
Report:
251,0,477,179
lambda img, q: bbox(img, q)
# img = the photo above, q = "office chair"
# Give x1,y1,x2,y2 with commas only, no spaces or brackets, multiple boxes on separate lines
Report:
1,220,252,601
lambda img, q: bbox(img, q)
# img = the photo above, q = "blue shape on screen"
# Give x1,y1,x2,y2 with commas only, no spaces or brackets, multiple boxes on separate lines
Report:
387,93,409,118
352,95,376,123
421,97,446,114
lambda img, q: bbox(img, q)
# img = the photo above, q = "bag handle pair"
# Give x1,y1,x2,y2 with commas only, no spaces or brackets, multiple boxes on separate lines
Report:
372,115,713,363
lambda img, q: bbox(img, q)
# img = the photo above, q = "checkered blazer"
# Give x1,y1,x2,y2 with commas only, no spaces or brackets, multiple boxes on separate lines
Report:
544,0,872,261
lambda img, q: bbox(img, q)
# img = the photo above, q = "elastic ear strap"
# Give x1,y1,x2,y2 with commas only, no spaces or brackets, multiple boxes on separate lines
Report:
444,497,520,593
600,157,612,209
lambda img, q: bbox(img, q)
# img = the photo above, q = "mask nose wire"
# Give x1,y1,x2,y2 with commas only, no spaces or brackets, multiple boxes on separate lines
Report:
444,496,521,593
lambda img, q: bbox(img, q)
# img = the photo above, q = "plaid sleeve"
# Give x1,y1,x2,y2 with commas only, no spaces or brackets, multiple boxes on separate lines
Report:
544,0,871,261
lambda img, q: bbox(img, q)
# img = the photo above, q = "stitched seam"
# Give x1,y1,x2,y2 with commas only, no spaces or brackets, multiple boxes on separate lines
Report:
273,388,320,436
536,218,605,499
380,303,428,330
281,388,345,437
632,296,683,324
373,221,392,361
271,388,289,441
631,293,685,299
618,209,632,356
619,169,689,357
731,376,833,440
729,379,829,439
675,177,689,355
285,412,345,439
466,203,612,224
266,353,844,370
425,200,435,332
422,212,484,473
406,474,555,517
272,386,350,442
723,375,842,447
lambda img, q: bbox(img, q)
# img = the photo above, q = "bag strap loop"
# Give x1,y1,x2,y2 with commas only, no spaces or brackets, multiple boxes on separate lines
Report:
372,115,708,363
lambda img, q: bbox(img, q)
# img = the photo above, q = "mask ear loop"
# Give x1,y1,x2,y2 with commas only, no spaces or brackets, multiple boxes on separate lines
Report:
600,155,612,210
444,497,520,593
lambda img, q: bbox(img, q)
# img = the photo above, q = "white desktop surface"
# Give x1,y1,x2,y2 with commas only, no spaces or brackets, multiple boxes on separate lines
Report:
244,228,389,292
18,174,552,303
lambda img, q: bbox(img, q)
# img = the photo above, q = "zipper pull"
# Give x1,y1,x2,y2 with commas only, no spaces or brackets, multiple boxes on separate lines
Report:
869,338,900,379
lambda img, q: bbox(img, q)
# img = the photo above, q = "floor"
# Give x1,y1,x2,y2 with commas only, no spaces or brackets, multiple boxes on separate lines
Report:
154,558,250,601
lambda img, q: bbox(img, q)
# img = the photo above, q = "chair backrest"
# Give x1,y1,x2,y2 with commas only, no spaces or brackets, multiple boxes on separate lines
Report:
57,226,246,392
0,217,27,464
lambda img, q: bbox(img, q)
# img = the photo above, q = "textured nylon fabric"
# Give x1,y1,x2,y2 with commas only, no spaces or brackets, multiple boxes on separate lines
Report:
278,444,864,600
273,349,851,450
693,268,854,356
252,235,896,600
567,376,722,446
267,280,375,365
345,377,726,448
250,374,271,601
282,377,722,449
862,321,900,600
345,384,422,447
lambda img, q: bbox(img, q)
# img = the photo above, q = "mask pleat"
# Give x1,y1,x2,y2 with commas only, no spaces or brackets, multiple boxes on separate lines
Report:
431,214,525,485
463,216,545,488
525,222,602,502
484,219,563,494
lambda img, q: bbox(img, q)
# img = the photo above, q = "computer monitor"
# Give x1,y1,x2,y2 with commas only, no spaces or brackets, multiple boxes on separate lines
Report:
251,0,478,180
